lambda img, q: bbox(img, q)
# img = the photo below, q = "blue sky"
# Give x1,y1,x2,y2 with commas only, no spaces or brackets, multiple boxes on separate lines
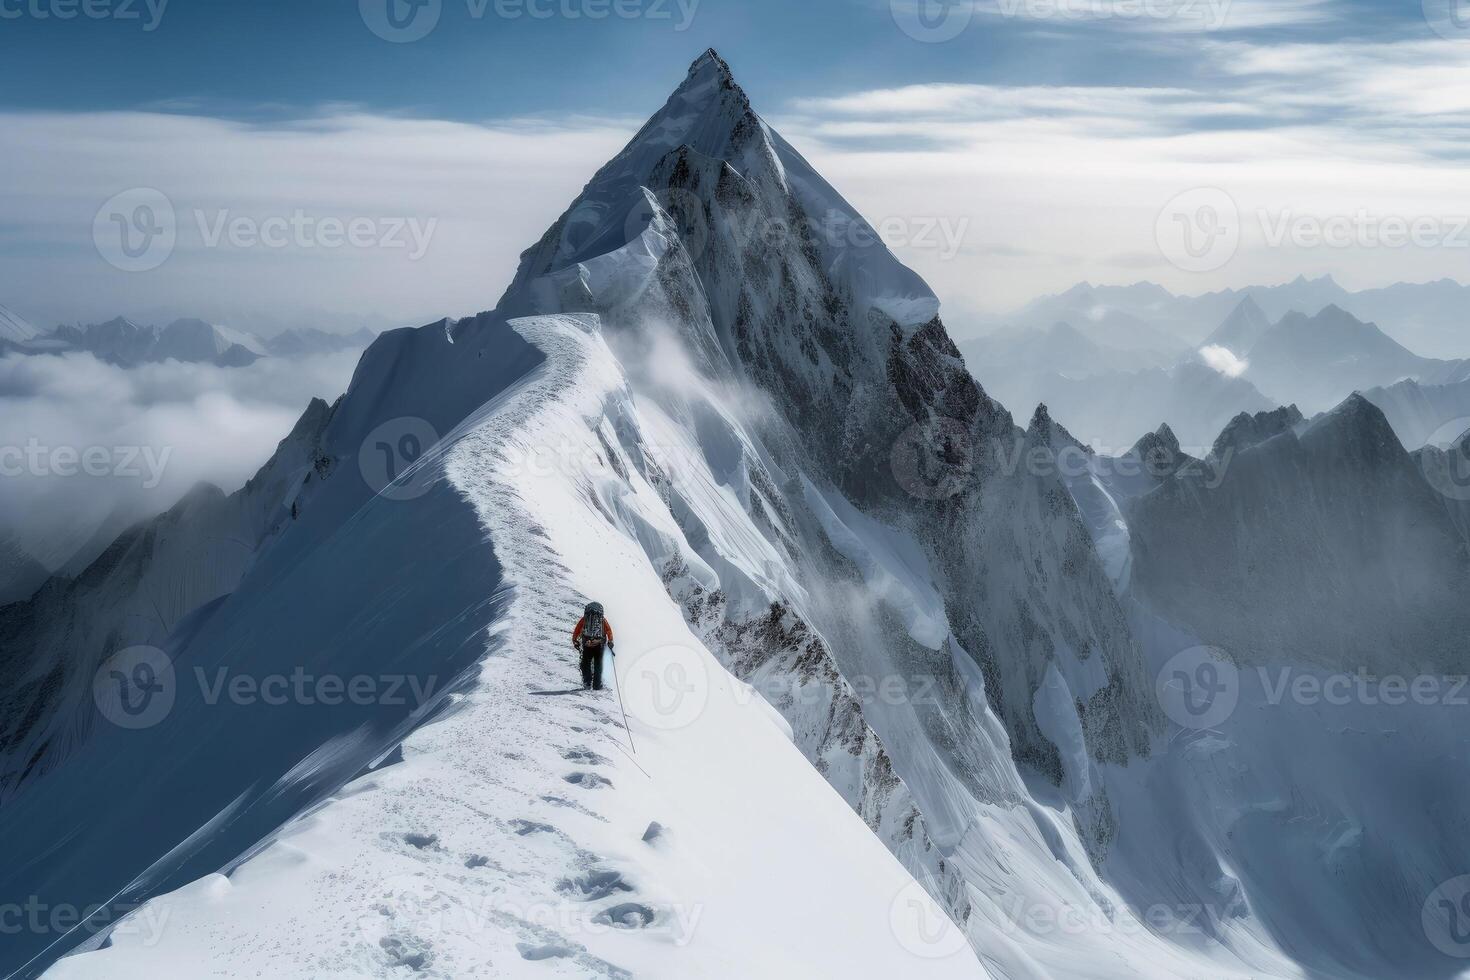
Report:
2,0,1468,331
0,0,1432,119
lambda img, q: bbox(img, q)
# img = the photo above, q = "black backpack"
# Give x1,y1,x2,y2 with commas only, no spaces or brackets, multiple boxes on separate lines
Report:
582,602,606,645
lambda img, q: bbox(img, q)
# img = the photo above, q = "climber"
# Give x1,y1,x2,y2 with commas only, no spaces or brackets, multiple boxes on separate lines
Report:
572,601,615,691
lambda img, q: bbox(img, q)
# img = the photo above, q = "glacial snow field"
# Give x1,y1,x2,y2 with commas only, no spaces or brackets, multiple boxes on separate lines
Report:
45,316,985,979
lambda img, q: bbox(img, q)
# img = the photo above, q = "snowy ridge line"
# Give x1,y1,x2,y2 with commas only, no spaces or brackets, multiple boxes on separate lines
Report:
48,312,982,978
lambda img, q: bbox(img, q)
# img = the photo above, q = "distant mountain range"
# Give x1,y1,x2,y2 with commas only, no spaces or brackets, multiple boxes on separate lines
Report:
1361,376,1470,452
1242,304,1470,412
53,316,269,367
981,275,1470,360
961,334,1272,449
0,304,377,366
1201,294,1271,354
962,295,1470,450
1126,396,1470,673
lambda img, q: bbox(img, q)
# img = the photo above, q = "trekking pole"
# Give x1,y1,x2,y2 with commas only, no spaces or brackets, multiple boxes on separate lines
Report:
610,649,638,756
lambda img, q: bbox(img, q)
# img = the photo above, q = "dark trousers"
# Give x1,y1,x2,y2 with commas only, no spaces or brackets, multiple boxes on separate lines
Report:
580,645,605,690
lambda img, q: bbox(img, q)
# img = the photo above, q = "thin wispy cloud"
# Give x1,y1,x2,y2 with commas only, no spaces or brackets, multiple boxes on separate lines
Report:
0,349,361,569
6,26,1470,332
884,0,1338,33
1210,39,1470,120
774,33,1470,313
0,109,634,329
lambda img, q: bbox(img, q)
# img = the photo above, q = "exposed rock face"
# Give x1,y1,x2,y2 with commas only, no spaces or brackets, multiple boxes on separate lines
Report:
1413,425,1470,545
1363,375,1470,450
494,50,1159,802
1209,404,1304,460
1128,394,1470,672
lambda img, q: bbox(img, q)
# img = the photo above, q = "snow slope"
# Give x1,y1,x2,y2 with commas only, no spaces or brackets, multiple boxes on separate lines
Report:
13,48,1470,980
47,314,984,979
1,317,546,976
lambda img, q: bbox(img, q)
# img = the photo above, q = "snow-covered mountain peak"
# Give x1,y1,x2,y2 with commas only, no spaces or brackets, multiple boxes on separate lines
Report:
1233,293,1265,318
1027,401,1093,456
497,49,767,296
1129,421,1180,459
1204,294,1271,355
1210,404,1303,459
161,318,268,363
1299,389,1406,460
498,50,938,339
1273,304,1396,347
1307,390,1392,437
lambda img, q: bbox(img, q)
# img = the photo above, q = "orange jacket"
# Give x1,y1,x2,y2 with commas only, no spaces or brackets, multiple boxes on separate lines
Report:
572,615,614,649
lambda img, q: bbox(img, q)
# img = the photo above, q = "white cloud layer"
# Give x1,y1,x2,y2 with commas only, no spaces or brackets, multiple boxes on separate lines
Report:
4,33,1470,336
0,110,634,330
774,35,1470,321
1198,343,1250,377
0,350,360,570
